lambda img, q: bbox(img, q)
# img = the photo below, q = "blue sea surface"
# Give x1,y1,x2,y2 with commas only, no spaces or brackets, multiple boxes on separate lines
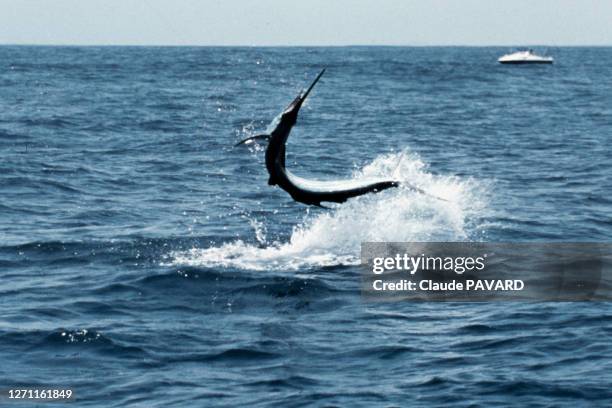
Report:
1,46,611,407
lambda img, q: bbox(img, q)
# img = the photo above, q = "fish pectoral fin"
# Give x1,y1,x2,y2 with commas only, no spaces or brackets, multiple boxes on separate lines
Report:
234,134,270,147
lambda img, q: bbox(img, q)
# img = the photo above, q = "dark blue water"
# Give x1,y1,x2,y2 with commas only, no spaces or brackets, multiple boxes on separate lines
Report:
1,46,611,407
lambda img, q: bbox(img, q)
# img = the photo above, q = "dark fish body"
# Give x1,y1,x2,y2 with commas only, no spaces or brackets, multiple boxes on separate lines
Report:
240,69,399,206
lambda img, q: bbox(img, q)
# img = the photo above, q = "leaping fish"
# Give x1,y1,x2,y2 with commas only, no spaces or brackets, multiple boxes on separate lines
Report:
236,69,428,206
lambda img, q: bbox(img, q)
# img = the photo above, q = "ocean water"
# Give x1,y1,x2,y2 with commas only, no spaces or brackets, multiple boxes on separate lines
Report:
1,46,611,406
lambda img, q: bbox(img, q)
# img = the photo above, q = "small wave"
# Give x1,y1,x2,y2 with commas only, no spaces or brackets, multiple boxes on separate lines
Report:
206,348,278,361
246,375,319,388
46,329,104,345
19,116,76,128
35,329,150,357
0,328,144,357
163,348,279,364
170,150,488,271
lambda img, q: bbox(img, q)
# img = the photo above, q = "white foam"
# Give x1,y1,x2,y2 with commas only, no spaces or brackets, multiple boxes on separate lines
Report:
169,150,488,271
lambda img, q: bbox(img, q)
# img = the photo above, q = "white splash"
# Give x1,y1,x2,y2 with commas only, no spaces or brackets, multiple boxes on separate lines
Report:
170,150,488,271
247,217,267,245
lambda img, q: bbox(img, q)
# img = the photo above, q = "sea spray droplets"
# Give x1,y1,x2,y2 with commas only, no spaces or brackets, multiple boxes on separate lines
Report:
249,218,267,245
169,150,488,271
59,329,101,343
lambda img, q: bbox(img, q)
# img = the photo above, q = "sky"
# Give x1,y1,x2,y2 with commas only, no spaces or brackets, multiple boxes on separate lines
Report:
0,0,610,46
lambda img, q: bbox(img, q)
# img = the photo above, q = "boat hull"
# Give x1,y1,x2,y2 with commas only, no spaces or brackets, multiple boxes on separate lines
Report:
499,60,553,64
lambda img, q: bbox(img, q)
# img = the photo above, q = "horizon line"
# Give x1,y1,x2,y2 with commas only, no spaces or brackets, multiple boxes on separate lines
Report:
2,43,612,48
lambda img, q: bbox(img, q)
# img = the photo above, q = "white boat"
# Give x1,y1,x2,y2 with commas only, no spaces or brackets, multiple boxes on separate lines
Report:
498,49,553,64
